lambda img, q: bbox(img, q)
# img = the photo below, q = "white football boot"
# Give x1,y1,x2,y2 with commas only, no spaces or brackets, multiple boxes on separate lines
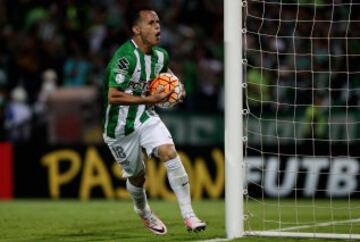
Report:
135,206,167,235
184,215,207,232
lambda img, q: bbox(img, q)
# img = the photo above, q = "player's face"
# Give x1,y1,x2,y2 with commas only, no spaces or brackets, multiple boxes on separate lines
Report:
137,11,161,46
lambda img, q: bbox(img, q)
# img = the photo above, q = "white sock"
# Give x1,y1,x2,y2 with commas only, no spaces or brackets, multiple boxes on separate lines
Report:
165,156,195,219
126,179,151,217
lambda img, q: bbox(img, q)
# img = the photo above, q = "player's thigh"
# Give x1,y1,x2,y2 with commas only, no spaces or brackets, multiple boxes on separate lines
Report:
103,133,144,177
140,117,174,158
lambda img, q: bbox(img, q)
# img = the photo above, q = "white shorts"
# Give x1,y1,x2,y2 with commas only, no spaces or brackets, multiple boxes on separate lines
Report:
103,116,174,178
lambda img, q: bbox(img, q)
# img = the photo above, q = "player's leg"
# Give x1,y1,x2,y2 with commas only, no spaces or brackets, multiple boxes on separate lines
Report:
157,144,206,232
157,144,194,218
127,171,167,235
127,171,149,216
103,133,167,235
140,117,206,232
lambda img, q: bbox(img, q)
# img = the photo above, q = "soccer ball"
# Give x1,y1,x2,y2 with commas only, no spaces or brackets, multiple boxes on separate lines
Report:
148,73,183,108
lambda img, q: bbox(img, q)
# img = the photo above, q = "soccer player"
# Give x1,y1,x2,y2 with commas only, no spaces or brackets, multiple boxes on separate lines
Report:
102,8,206,235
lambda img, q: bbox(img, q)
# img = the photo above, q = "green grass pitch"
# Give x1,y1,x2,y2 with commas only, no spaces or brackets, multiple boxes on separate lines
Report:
0,199,359,242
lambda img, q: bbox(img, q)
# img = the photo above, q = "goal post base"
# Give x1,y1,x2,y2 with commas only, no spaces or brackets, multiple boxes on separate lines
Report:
245,231,360,240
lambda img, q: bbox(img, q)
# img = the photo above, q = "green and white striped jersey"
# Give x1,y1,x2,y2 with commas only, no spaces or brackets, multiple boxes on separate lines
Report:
103,39,169,138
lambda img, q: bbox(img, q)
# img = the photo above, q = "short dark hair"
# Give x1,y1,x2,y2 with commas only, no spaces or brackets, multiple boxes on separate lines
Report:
127,7,155,33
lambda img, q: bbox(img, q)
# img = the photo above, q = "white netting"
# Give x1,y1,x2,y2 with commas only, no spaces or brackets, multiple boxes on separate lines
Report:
244,0,360,239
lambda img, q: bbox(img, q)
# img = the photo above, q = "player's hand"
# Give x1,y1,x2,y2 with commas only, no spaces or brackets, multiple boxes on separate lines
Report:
145,86,173,104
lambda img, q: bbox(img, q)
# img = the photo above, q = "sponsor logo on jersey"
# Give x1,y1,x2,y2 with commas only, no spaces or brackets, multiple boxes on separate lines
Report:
128,81,150,94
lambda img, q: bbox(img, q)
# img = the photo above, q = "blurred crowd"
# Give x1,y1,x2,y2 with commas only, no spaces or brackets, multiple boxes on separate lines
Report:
0,0,223,142
0,0,359,143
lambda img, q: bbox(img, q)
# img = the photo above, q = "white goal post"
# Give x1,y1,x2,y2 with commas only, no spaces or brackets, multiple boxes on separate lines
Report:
224,0,360,240
224,0,244,239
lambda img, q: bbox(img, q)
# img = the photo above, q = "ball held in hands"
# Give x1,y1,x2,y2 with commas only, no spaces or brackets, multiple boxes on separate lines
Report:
148,73,184,108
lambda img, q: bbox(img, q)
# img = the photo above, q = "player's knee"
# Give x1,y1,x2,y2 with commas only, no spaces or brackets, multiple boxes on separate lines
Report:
128,173,145,187
158,144,177,162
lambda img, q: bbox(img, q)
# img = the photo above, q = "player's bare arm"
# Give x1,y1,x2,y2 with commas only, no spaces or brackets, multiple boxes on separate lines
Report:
108,87,171,105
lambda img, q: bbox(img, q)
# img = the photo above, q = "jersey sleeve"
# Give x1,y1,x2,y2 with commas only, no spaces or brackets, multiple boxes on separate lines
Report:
108,53,136,91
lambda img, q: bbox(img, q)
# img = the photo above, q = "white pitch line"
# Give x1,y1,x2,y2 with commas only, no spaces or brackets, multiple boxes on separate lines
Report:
198,218,360,241
197,238,232,242
270,218,360,232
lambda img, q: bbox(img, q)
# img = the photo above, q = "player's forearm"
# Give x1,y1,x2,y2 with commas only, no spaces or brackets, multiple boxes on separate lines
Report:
108,90,148,105
108,88,166,105
108,95,148,105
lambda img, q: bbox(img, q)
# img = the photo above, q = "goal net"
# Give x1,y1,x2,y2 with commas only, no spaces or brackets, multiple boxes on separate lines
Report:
241,0,360,240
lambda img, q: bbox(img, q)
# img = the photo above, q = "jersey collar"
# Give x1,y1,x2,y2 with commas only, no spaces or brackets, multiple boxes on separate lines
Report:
130,39,138,49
